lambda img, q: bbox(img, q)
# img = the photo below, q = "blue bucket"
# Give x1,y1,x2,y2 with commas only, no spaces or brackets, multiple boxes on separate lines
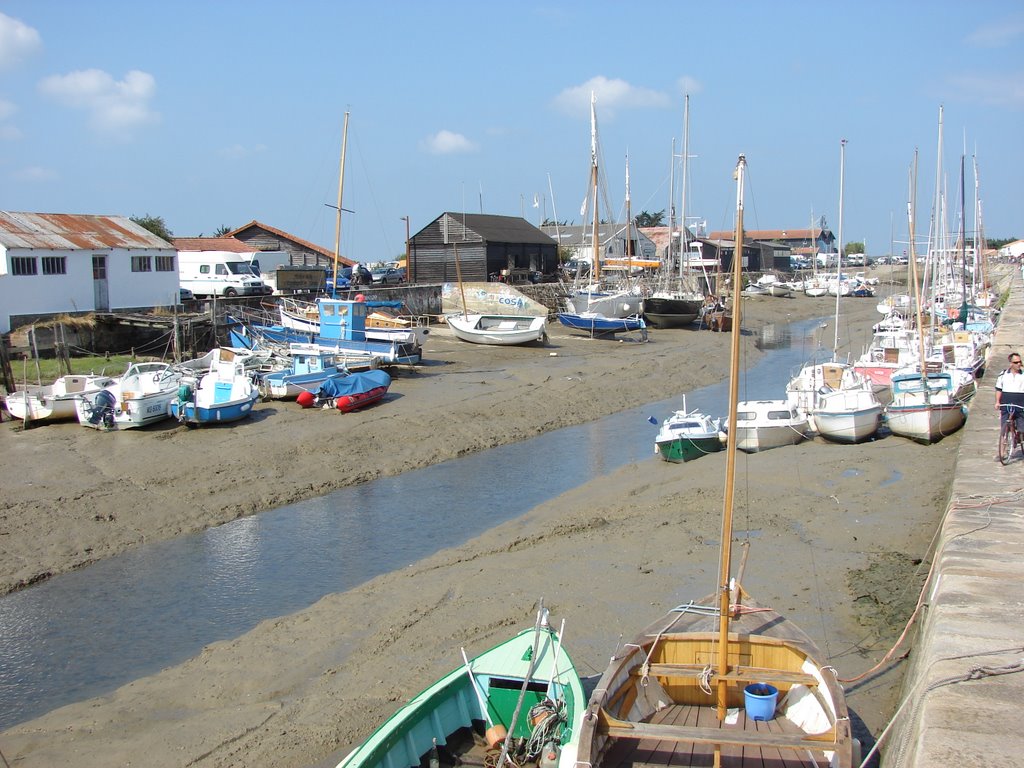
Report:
744,683,778,721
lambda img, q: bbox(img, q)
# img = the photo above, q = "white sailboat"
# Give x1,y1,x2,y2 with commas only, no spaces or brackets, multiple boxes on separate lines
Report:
564,93,644,321
787,140,882,442
885,145,966,444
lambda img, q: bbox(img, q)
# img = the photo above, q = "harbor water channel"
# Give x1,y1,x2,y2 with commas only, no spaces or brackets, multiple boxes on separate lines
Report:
0,316,835,731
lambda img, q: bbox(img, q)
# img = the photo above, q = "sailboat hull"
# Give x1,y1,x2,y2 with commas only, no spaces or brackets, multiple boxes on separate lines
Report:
812,390,883,443
643,296,703,328
885,402,965,443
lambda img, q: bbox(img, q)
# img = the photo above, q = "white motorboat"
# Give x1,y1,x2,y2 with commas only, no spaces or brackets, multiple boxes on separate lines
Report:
5,373,117,423
169,349,259,426
653,399,725,462
732,399,809,453
75,361,181,430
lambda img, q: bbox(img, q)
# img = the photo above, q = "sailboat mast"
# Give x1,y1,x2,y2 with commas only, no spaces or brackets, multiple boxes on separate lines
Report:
590,93,601,282
680,94,690,275
833,139,846,355
625,152,634,275
959,154,967,308
332,111,350,294
908,151,928,375
716,153,746,721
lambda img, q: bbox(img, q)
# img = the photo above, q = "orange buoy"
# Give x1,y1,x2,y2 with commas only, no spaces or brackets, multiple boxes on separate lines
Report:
296,391,316,408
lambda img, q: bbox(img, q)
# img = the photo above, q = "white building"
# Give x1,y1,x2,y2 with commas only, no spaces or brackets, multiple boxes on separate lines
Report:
998,240,1024,260
0,211,179,334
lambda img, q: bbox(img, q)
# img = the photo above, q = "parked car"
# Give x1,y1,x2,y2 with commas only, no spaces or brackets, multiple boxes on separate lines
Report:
371,267,404,285
179,287,194,302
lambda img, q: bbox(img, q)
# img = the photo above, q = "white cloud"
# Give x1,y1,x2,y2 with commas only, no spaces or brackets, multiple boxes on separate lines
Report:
220,143,268,159
421,130,479,155
676,76,703,96
0,13,42,72
12,166,57,182
947,72,1024,109
552,76,670,118
38,69,160,140
966,17,1024,47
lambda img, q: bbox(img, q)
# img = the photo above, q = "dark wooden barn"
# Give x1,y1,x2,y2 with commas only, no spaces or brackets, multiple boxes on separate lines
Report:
409,213,558,284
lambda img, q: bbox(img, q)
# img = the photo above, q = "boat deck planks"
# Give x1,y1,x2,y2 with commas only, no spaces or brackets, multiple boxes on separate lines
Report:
601,704,827,768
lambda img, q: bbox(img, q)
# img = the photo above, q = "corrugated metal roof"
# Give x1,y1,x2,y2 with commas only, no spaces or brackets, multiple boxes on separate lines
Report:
172,236,254,253
0,211,175,250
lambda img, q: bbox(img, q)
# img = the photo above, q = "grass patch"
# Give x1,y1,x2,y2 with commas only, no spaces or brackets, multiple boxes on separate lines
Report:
7,354,154,385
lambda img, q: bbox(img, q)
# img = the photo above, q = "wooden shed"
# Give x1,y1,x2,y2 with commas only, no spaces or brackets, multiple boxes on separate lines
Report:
409,213,558,284
226,220,353,271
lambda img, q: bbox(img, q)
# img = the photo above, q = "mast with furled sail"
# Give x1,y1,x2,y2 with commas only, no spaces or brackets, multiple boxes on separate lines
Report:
332,111,350,295
715,154,746,728
590,92,601,283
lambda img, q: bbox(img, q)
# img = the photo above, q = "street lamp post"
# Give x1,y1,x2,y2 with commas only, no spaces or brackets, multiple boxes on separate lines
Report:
400,216,411,283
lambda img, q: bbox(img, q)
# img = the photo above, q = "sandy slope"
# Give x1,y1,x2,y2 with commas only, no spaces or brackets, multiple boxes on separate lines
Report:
0,279,966,767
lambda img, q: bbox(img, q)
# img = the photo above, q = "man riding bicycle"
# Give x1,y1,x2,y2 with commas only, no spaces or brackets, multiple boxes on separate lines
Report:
995,352,1024,432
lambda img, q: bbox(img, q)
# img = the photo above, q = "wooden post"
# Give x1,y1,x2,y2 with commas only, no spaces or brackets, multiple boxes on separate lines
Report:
0,334,14,420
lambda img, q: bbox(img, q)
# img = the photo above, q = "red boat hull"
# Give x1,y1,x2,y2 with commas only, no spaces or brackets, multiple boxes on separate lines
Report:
335,385,388,413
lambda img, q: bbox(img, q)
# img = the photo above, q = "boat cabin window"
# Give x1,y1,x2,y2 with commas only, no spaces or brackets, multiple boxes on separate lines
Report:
736,411,755,421
767,410,795,420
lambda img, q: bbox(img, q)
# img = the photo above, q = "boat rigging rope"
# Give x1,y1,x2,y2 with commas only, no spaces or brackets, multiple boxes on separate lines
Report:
859,646,1024,768
838,491,1015,685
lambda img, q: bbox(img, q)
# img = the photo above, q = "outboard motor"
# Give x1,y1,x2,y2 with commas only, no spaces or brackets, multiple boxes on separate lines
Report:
88,389,117,429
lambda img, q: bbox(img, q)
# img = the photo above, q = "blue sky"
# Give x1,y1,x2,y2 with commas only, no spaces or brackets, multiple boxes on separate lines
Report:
1,1,1021,263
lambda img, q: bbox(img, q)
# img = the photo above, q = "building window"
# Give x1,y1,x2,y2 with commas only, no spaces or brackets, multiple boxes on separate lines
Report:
131,255,152,272
155,254,175,272
11,256,37,275
93,255,106,279
42,256,67,275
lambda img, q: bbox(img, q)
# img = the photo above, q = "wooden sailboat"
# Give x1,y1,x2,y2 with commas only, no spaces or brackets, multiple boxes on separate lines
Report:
575,154,854,768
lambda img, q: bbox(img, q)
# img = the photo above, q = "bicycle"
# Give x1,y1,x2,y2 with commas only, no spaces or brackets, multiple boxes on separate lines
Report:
998,404,1024,465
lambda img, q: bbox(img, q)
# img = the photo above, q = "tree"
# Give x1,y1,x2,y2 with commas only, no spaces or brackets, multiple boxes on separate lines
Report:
634,210,665,228
213,225,233,237
845,241,865,254
131,214,173,241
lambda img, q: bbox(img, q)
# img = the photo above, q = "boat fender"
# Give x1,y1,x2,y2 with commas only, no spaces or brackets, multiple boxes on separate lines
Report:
485,725,507,750
296,391,316,408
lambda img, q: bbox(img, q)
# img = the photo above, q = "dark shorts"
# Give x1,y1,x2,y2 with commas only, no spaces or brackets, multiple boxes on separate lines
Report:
999,406,1024,431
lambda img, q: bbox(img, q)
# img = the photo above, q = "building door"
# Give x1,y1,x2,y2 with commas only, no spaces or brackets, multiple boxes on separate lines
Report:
92,255,109,311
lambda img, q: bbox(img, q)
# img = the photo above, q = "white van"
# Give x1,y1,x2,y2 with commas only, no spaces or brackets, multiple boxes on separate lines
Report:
178,251,268,298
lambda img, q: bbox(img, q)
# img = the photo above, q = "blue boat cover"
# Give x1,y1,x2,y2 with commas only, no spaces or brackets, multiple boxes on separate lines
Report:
315,369,391,398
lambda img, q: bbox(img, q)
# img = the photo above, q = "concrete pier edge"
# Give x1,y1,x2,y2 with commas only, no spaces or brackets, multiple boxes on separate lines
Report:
886,265,1024,766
